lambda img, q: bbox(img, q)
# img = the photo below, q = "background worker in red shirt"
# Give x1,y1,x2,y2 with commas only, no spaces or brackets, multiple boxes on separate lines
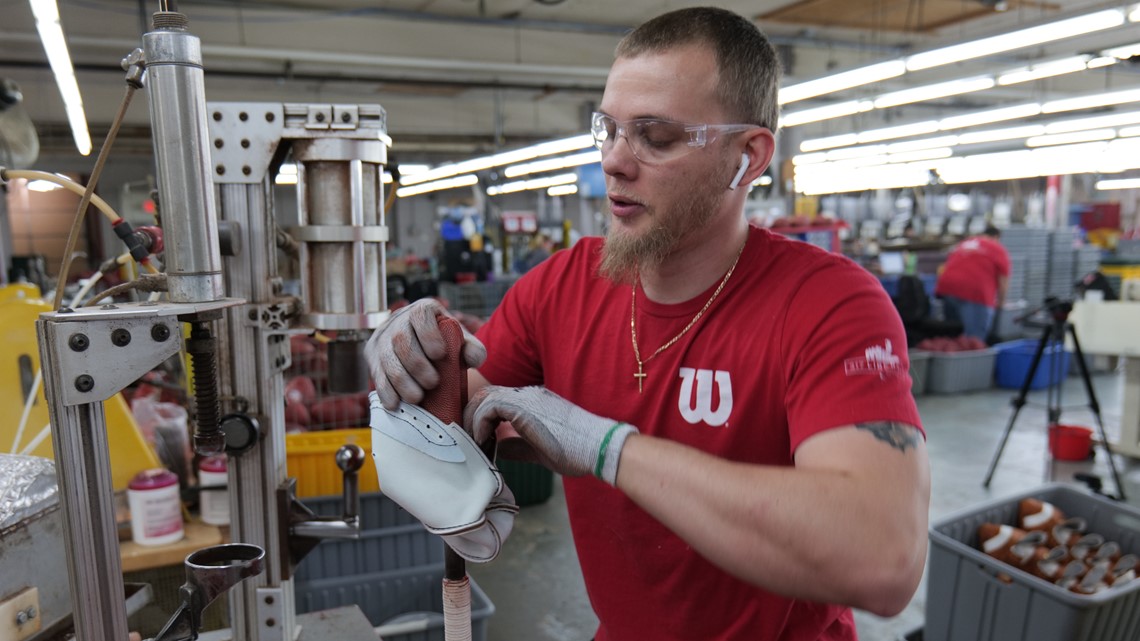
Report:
934,225,1011,340
368,7,930,640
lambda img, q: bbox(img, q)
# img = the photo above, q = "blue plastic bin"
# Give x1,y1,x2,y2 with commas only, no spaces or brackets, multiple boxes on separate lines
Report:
994,339,1071,390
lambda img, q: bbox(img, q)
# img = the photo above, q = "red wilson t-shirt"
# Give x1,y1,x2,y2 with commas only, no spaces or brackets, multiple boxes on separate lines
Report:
933,236,1011,307
476,225,923,641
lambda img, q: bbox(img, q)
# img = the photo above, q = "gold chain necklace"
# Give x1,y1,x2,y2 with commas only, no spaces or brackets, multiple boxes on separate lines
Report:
630,240,746,393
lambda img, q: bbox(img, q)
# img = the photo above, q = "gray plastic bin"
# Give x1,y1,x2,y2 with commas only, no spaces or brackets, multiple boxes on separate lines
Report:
296,564,494,640
909,350,932,396
297,492,444,579
927,348,996,394
926,483,1140,641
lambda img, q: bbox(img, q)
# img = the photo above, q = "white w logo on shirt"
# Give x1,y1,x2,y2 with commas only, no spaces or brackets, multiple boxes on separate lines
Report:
677,368,733,427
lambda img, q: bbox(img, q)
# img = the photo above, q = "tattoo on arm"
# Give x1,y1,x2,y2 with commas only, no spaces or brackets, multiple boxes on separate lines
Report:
856,422,920,453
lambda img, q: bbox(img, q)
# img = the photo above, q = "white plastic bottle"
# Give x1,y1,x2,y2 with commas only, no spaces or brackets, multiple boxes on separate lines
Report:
198,455,230,526
127,468,184,546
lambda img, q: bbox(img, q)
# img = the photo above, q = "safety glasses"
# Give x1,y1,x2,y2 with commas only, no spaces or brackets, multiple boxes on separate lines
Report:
590,111,759,165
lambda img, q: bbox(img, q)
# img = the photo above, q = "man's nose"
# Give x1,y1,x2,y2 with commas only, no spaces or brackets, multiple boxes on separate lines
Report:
600,133,638,177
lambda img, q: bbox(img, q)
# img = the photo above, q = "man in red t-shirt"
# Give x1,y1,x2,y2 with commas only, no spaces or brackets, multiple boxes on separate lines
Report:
367,8,930,640
934,226,1011,340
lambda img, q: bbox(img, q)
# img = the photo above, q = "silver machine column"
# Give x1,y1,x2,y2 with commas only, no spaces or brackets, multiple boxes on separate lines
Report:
35,8,235,641
208,101,389,641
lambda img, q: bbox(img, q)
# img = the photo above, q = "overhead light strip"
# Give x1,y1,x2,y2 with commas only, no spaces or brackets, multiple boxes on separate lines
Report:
29,0,91,156
396,174,478,197
779,6,1133,106
487,172,577,196
783,52,1123,130
401,134,594,186
795,137,1140,194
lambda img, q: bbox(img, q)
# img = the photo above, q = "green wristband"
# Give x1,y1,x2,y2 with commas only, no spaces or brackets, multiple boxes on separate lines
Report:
594,422,626,479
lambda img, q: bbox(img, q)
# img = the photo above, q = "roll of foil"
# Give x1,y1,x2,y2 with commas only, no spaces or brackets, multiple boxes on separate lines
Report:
0,454,58,530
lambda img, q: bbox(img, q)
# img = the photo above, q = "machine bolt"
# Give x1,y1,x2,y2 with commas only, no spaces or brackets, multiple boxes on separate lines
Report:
265,111,275,122
241,138,250,148
75,375,94,393
68,333,90,352
111,328,132,346
151,324,170,342
242,166,252,176
340,111,351,123
24,607,35,620
16,611,26,625
239,111,249,121
314,112,326,123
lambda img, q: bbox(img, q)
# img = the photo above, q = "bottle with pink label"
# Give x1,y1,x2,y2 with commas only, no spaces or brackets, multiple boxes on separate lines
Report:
127,468,184,546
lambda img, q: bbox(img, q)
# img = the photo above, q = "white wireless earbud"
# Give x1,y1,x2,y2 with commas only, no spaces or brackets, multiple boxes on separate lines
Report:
728,153,749,190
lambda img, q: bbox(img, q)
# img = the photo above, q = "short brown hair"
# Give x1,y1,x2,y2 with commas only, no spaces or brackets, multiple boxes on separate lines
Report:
615,7,782,132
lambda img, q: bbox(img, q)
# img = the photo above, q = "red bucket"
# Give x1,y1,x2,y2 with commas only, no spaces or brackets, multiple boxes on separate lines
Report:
1048,424,1093,461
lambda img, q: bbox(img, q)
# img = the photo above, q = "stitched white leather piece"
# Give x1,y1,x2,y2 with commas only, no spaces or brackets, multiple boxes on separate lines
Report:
370,395,498,532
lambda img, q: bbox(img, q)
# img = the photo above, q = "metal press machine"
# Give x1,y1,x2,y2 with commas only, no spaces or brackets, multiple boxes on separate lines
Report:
31,5,391,640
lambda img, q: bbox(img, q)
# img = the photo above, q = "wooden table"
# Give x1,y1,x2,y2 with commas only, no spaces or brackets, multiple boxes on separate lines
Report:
120,520,226,573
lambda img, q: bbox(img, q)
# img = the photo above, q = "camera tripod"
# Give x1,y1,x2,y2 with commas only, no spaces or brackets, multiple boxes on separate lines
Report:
982,297,1126,500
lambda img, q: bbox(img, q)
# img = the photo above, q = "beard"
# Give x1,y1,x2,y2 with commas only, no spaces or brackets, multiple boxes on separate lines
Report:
598,161,730,285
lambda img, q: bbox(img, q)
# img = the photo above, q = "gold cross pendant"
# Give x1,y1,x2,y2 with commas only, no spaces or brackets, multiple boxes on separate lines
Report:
634,362,647,394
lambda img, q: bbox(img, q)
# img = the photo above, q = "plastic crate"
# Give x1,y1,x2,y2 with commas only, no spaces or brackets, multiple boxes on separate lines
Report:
295,563,494,639
286,428,377,498
926,484,1140,641
295,522,444,580
909,350,932,396
498,458,554,507
926,348,997,394
994,339,1071,390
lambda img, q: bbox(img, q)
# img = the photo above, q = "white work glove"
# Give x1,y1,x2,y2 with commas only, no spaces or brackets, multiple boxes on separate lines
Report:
466,386,638,486
368,394,518,563
364,299,487,409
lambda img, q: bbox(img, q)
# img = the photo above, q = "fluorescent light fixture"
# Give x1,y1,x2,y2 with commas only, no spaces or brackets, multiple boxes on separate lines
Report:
396,174,478,197
1042,88,1140,114
1102,42,1140,59
778,61,906,105
782,100,873,127
1026,129,1116,147
792,152,829,165
503,150,601,178
957,124,1046,145
1044,110,1140,134
1131,6,1140,22
275,174,297,185
27,180,62,192
886,135,959,153
752,176,773,187
29,0,91,156
858,120,940,144
1118,125,1140,137
997,56,1092,85
905,9,1125,71
794,162,931,195
1096,177,1140,190
383,171,393,184
401,134,594,186
1088,55,1118,69
874,77,994,109
800,133,860,153
398,163,430,176
947,194,972,212
487,173,576,196
940,103,1043,130
825,145,887,161
888,147,953,164
547,184,578,197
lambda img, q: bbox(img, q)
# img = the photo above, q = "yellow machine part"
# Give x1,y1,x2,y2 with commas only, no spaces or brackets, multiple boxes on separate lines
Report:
0,284,163,490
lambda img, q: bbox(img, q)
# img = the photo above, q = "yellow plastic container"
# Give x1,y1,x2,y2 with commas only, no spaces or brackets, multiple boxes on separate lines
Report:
285,428,378,498
0,285,162,490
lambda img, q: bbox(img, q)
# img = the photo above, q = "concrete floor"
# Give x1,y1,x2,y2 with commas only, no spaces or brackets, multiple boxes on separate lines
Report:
468,366,1140,641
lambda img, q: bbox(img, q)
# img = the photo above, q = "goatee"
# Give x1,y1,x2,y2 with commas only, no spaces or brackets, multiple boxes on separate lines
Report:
597,169,728,285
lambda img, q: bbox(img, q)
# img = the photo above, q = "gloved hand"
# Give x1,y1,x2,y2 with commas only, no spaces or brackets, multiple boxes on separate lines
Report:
365,299,487,409
465,386,638,486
